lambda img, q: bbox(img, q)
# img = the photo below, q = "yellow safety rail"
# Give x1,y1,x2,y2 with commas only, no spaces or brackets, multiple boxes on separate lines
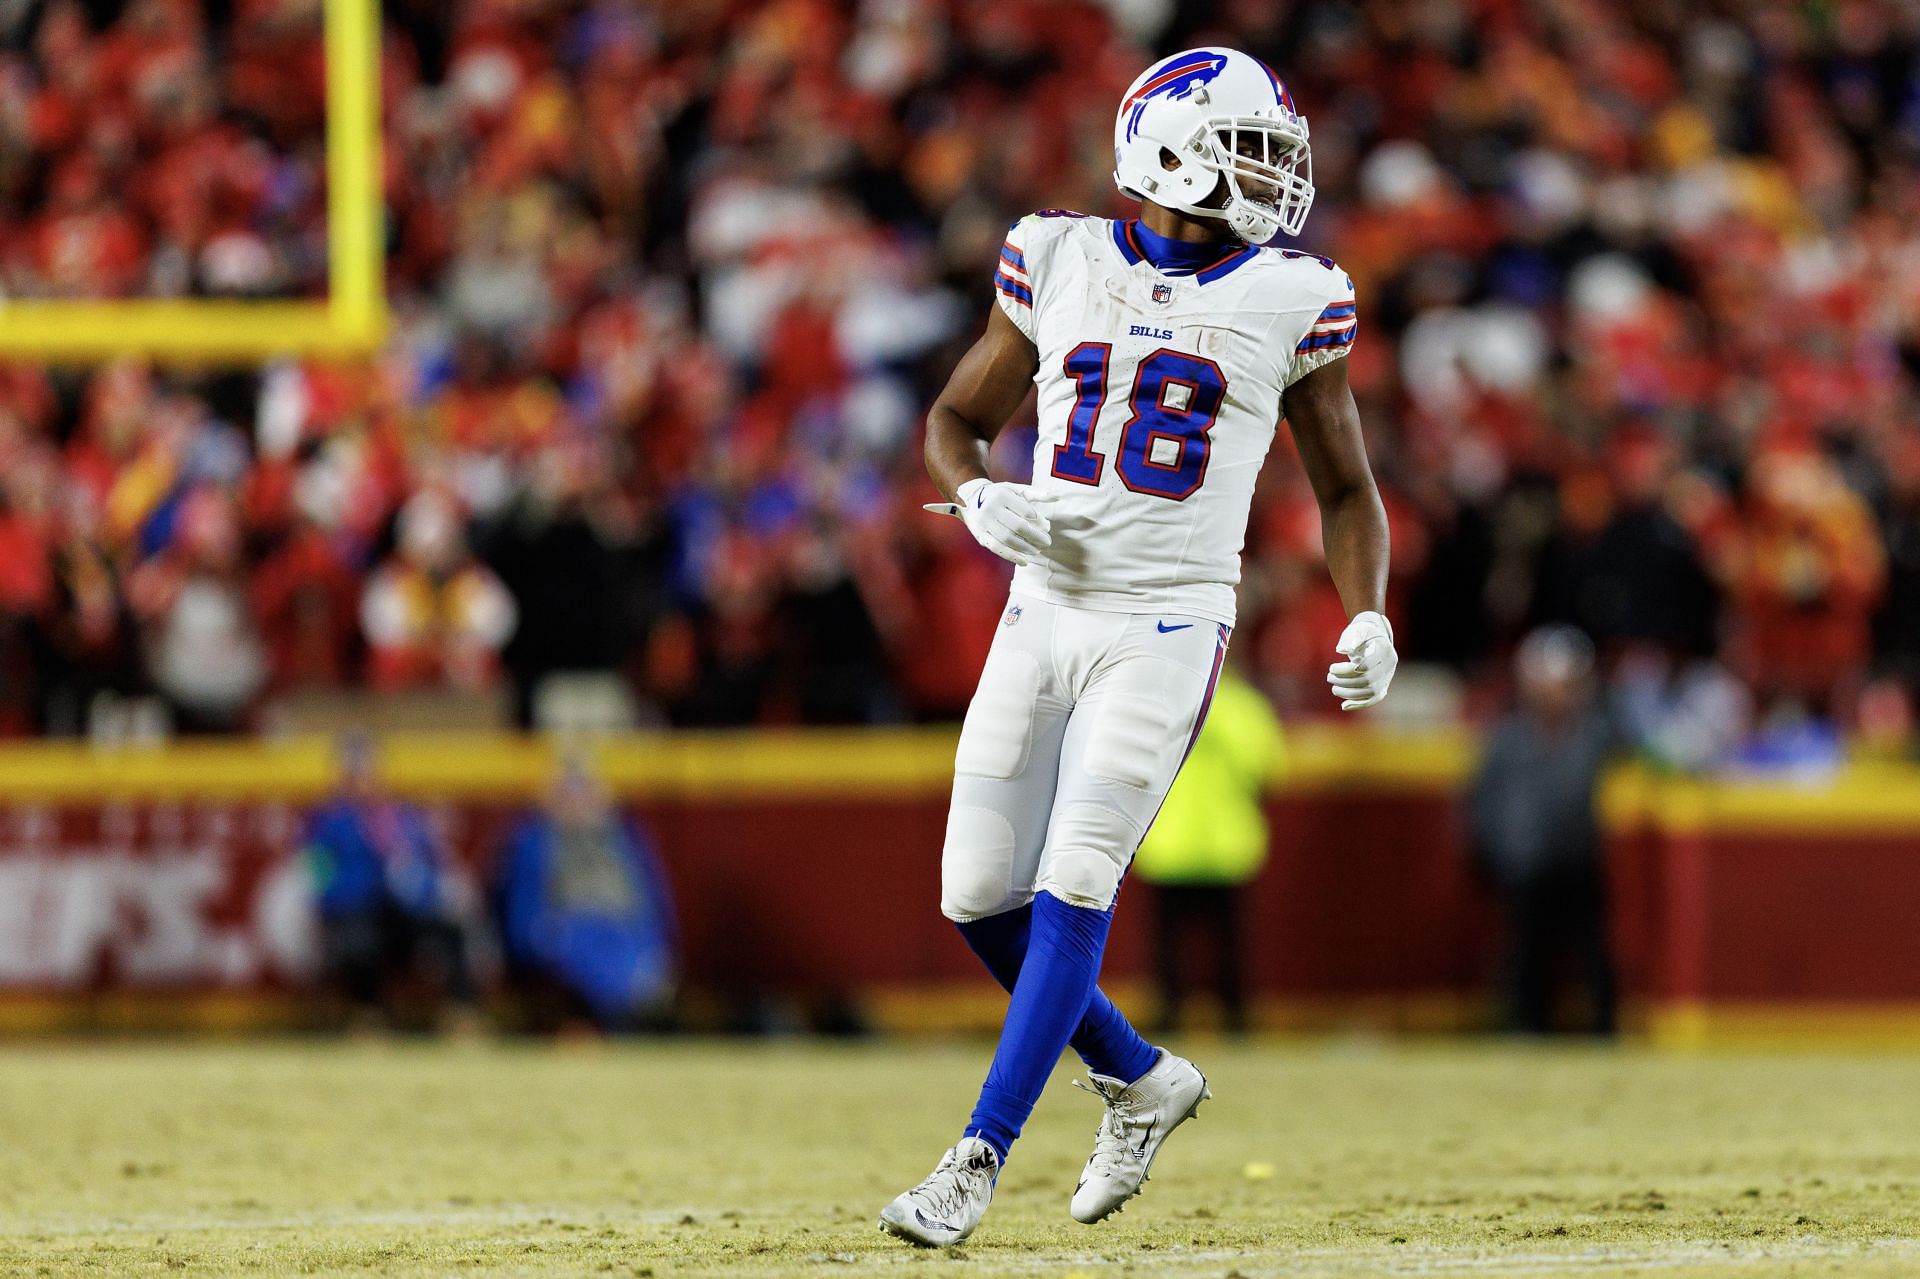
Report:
0,726,1913,838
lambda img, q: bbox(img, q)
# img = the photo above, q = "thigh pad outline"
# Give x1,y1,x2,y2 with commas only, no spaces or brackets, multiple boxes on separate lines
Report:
954,648,1043,781
1083,656,1194,791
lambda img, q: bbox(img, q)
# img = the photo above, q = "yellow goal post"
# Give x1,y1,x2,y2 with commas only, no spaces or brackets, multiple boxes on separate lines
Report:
0,0,384,362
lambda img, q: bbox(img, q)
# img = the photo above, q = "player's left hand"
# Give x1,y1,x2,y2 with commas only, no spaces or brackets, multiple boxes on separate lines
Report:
1328,611,1397,711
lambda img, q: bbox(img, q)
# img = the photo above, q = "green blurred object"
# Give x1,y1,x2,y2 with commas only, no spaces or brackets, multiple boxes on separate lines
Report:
1133,668,1284,886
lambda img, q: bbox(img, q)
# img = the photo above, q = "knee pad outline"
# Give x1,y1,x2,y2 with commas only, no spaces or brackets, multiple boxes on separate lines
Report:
1036,801,1136,910
941,804,1021,921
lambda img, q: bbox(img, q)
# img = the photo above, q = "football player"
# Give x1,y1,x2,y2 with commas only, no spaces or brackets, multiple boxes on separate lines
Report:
879,48,1397,1247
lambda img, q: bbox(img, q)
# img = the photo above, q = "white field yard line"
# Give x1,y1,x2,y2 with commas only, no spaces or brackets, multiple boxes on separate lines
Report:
2,1211,1916,1277
0,1204,711,1238
1317,1239,1920,1276
970,1239,1920,1278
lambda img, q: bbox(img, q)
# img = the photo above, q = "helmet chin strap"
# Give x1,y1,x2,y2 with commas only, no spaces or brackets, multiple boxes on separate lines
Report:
1166,152,1285,244
1226,200,1280,243
1159,192,1278,245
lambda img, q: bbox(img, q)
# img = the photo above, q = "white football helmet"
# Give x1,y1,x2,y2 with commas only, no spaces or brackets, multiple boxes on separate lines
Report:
1112,48,1314,243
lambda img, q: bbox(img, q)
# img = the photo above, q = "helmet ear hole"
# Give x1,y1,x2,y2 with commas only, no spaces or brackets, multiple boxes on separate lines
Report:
1158,148,1182,171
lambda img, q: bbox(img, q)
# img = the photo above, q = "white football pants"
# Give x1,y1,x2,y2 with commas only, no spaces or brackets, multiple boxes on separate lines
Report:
941,593,1230,921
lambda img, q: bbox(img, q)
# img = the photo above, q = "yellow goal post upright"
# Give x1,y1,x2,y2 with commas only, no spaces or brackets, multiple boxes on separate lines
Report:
0,0,385,362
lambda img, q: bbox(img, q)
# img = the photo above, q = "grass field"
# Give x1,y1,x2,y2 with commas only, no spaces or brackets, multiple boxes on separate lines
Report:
1,1039,1917,1277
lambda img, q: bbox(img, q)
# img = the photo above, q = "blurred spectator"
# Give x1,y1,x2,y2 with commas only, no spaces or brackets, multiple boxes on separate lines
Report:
0,457,56,734
478,440,665,728
1132,663,1283,1035
303,733,479,1029
495,762,677,1033
1531,425,1718,659
125,486,266,731
1612,645,1753,774
1871,436,1920,744
766,522,901,725
360,490,518,692
41,515,144,736
251,511,361,692
1468,627,1618,1036
1715,450,1886,715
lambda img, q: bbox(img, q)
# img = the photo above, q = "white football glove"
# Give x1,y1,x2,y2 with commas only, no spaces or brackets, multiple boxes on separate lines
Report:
1328,611,1397,711
951,478,1051,568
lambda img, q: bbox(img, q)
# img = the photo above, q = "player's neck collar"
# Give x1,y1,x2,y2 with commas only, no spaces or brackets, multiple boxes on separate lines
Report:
1112,219,1256,284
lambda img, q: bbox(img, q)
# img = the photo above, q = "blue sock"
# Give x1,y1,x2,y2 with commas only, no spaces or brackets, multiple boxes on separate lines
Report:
963,893,1130,1162
957,905,1157,1086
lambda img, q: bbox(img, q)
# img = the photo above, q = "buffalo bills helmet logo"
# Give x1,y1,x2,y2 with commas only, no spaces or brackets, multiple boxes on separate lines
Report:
1122,52,1229,141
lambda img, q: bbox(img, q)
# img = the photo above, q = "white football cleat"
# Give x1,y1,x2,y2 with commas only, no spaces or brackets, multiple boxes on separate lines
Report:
877,1136,999,1247
1070,1049,1210,1224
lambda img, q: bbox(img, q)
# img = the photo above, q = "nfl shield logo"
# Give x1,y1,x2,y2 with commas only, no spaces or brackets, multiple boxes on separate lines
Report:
1002,605,1023,627
1152,282,1173,305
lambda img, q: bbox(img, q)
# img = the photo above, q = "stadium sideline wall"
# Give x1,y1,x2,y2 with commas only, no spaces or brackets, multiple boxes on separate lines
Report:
0,728,1916,1047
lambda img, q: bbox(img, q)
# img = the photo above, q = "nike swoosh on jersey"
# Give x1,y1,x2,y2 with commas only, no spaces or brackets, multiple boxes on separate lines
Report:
1156,621,1193,633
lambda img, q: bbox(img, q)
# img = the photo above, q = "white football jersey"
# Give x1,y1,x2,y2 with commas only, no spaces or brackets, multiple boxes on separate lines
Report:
992,211,1356,626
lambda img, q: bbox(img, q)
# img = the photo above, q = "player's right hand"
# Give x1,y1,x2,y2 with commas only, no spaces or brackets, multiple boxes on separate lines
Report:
955,478,1051,567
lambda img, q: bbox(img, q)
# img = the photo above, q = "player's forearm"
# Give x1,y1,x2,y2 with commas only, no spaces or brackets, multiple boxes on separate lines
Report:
923,404,995,503
1319,485,1390,619
923,307,1039,502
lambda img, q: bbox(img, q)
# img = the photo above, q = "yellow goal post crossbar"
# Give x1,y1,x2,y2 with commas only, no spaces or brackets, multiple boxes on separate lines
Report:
0,0,384,362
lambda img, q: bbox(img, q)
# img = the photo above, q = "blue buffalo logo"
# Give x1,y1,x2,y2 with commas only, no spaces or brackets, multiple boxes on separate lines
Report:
1123,52,1229,141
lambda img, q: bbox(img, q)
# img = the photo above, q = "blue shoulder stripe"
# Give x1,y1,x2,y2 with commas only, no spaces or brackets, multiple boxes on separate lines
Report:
1296,324,1356,352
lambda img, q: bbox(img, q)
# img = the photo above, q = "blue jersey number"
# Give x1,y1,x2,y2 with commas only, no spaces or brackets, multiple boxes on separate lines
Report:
1050,345,1225,501
1051,342,1110,485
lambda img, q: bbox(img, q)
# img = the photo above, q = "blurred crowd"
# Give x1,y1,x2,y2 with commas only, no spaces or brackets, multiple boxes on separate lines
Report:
2,0,1919,761
304,737,679,1033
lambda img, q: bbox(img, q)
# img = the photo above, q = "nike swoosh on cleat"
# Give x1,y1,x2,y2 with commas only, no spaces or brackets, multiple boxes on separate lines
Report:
1156,621,1192,633
1132,1119,1156,1160
914,1209,955,1234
